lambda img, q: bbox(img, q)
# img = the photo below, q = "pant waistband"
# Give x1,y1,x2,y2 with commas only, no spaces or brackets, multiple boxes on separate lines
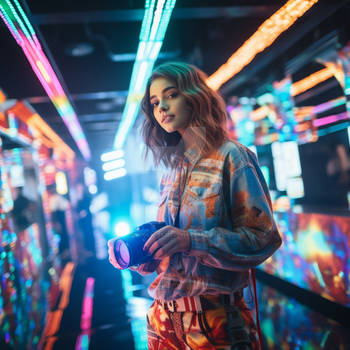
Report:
156,290,243,313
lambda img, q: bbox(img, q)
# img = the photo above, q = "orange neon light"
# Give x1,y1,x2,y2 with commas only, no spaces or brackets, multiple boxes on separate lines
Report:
322,62,344,89
6,101,75,159
251,105,270,121
29,114,75,159
0,89,6,103
294,106,314,121
206,0,319,91
294,121,312,132
291,67,334,96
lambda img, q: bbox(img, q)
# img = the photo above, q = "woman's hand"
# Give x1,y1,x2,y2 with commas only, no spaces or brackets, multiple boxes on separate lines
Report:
107,238,123,269
143,225,191,260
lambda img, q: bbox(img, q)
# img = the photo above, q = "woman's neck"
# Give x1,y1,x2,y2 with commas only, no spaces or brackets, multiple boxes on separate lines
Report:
179,127,205,153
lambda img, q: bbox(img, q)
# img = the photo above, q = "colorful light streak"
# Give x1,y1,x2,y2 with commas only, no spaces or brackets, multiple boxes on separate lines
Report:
113,0,176,150
312,111,348,127
206,0,319,91
312,96,346,114
0,89,6,103
0,1,90,160
251,105,270,121
290,67,335,96
39,263,76,348
317,121,349,137
75,277,95,350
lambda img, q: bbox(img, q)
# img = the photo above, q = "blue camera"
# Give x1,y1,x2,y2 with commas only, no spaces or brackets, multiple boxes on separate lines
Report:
113,221,166,269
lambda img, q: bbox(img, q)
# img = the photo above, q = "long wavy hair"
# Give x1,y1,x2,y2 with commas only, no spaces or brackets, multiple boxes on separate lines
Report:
141,62,228,168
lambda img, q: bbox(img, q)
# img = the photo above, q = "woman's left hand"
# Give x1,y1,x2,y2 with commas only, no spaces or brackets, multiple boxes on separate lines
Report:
143,225,191,260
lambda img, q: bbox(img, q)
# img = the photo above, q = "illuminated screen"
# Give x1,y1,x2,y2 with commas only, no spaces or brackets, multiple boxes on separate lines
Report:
262,211,350,307
297,129,350,209
272,141,302,191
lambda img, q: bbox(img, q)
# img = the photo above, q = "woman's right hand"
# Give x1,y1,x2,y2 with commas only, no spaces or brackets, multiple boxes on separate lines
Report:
107,238,123,269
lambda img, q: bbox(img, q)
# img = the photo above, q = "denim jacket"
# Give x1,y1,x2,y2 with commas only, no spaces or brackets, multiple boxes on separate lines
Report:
134,140,282,301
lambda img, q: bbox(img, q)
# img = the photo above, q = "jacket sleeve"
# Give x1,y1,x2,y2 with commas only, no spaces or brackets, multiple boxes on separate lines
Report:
187,159,282,271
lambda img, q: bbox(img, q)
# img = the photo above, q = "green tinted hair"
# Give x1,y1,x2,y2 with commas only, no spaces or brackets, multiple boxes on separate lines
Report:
141,62,228,168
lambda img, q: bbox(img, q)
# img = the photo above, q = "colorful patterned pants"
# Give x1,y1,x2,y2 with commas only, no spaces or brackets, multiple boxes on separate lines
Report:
147,295,259,350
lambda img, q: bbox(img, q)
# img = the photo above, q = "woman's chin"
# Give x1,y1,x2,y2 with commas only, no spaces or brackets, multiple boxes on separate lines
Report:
163,126,177,133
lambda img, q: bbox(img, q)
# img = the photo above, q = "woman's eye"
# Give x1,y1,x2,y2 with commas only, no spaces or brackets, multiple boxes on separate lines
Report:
168,92,177,98
151,101,159,107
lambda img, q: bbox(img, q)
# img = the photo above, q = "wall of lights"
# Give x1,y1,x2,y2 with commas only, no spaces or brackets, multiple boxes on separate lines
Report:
262,211,350,307
0,0,90,160
113,0,176,150
227,50,350,148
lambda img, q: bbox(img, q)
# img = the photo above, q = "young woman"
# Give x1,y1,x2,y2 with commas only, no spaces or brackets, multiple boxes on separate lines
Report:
108,62,282,349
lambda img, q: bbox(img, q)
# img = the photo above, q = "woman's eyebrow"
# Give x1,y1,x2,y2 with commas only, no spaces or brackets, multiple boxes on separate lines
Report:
150,86,176,100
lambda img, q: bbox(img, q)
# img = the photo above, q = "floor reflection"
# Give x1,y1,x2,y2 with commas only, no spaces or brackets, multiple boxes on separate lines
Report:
40,258,349,350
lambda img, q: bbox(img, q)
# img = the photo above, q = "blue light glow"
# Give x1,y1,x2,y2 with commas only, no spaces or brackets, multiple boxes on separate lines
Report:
114,222,131,237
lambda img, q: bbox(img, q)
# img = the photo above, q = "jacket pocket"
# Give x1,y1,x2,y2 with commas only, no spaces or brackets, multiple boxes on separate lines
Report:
186,182,222,200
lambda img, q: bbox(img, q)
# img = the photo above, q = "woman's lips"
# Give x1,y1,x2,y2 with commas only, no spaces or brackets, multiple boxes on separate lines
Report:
162,115,174,123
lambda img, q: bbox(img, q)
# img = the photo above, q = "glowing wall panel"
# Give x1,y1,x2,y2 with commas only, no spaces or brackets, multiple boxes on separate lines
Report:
262,211,350,307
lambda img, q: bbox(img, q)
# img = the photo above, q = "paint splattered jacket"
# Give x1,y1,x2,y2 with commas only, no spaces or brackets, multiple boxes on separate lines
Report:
134,140,282,301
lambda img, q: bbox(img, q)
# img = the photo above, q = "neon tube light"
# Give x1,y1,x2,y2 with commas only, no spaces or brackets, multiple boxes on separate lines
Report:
318,121,349,137
113,0,176,150
291,67,334,96
312,96,346,114
313,112,348,127
206,0,319,91
0,1,90,160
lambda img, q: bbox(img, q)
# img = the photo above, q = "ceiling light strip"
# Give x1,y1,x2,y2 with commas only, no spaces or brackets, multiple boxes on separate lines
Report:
206,0,319,91
113,0,176,150
0,0,90,160
139,0,157,41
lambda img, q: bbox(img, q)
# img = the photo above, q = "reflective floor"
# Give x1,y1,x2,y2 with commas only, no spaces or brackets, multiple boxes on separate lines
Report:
39,258,350,350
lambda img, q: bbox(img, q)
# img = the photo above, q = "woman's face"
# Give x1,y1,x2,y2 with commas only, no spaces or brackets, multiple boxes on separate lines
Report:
149,77,191,134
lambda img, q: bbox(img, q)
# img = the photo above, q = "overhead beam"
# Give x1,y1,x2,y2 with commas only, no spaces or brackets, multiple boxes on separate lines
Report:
27,6,279,25
220,1,349,96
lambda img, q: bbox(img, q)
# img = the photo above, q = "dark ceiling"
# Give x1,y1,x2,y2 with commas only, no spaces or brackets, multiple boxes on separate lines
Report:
0,0,349,163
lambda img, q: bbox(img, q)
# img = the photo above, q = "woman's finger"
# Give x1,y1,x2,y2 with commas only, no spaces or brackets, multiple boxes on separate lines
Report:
153,241,175,259
143,226,169,251
147,232,174,255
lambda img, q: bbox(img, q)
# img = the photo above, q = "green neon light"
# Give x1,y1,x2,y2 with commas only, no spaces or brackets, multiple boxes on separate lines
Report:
0,4,22,44
5,0,35,46
12,0,38,45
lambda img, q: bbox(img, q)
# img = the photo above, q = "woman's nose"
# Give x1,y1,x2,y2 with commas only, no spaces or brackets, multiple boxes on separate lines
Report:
159,100,169,111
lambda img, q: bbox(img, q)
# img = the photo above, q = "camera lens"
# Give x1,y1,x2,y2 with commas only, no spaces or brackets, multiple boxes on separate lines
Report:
113,221,166,268
115,240,130,268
